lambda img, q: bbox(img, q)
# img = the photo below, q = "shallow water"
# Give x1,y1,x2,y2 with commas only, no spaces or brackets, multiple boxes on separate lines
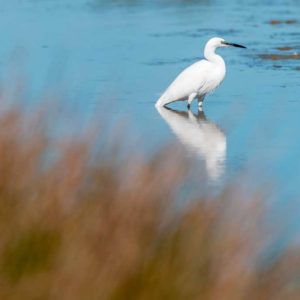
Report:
1,0,300,237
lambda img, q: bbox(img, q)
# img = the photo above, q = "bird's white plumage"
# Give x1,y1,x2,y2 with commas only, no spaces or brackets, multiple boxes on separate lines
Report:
157,60,208,105
155,37,241,108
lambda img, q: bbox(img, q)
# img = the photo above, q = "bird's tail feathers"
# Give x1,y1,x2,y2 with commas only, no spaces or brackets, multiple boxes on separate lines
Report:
155,92,169,108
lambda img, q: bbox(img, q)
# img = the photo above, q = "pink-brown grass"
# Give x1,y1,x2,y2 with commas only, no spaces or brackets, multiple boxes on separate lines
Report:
0,107,298,300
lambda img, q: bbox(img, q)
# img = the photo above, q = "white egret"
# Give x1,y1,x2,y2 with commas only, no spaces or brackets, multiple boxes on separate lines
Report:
155,37,246,109
156,106,226,180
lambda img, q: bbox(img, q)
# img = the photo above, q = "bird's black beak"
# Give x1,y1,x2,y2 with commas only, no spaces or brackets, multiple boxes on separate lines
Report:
222,41,247,49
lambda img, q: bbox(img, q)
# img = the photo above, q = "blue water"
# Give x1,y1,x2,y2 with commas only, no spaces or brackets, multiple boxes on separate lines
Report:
1,0,300,239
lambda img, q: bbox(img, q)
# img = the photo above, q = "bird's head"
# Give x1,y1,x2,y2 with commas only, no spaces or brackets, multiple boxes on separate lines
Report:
207,37,246,49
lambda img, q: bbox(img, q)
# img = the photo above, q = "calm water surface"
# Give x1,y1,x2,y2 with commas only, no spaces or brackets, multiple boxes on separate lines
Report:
1,0,300,238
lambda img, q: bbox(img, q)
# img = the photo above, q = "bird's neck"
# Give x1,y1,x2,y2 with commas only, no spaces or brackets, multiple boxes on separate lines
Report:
204,46,224,64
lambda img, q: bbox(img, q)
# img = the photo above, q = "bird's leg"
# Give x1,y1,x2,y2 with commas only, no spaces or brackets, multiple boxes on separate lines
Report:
187,93,197,109
197,95,205,112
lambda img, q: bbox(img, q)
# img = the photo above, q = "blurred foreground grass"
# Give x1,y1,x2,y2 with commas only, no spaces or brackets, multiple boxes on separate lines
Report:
0,107,298,299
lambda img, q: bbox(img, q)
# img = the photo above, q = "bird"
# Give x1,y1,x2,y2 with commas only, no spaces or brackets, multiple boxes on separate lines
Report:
155,37,246,109
156,105,226,181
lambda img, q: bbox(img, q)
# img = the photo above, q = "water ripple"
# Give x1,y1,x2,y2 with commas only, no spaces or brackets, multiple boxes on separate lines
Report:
145,56,200,66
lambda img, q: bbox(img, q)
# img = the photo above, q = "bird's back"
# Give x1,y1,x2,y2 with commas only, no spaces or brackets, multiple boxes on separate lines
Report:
156,59,210,107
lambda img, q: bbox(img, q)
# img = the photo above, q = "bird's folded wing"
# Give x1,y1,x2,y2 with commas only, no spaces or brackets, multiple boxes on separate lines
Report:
157,60,209,105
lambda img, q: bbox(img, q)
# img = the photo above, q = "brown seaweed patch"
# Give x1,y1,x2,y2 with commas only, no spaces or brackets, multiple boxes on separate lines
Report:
259,53,300,60
286,19,297,24
276,46,293,51
269,19,298,25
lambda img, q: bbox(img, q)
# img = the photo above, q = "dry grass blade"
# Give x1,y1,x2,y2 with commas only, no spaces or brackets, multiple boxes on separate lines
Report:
0,107,297,299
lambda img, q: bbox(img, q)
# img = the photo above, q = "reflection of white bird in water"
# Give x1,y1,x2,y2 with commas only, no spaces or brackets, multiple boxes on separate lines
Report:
156,106,226,181
155,37,246,109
